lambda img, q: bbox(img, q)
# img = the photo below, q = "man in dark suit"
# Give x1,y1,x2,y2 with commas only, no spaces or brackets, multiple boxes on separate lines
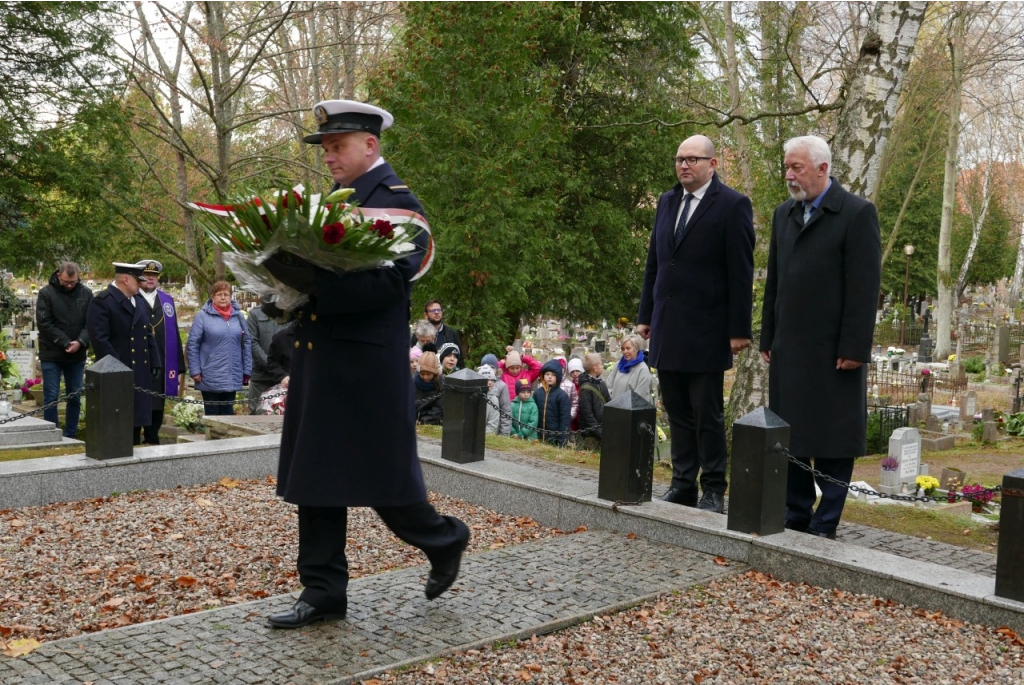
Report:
759,136,881,540
637,135,755,514
263,100,469,629
85,262,162,446
136,260,185,445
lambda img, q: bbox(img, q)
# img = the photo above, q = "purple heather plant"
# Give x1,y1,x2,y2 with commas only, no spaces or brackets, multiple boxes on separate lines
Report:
881,457,899,471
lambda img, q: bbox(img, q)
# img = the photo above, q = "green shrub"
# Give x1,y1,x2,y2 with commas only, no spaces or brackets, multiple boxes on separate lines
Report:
963,356,985,374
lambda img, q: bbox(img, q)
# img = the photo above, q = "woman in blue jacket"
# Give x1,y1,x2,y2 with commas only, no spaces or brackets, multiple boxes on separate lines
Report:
187,281,252,416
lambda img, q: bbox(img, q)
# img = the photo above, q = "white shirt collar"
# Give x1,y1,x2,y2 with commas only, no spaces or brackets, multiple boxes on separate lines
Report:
368,156,386,171
141,289,159,307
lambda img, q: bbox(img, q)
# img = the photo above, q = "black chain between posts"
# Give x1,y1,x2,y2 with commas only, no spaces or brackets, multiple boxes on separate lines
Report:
132,385,287,406
0,386,89,425
774,443,1002,504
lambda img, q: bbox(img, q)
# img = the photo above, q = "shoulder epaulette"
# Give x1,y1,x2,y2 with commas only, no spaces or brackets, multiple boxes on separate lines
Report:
94,289,111,299
389,184,409,191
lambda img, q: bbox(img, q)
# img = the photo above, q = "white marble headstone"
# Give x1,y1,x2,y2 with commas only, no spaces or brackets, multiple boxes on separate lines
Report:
888,427,921,484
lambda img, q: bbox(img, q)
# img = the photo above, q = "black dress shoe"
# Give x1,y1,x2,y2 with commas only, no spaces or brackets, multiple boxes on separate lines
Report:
696,490,725,514
784,520,809,533
660,488,697,507
807,528,837,540
425,535,469,600
266,600,346,629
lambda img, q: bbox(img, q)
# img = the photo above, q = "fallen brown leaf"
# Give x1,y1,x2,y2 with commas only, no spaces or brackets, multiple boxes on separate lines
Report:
2,637,41,657
220,477,239,489
175,576,198,587
713,557,730,566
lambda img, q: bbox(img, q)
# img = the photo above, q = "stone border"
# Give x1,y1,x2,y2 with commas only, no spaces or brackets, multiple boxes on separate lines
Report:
2,434,1022,632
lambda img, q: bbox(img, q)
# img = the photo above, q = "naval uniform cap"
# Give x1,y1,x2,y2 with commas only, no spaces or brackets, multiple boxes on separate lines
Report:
137,259,163,275
303,100,393,144
112,262,145,281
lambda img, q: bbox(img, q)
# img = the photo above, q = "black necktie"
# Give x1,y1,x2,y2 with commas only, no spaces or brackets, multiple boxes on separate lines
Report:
674,193,694,247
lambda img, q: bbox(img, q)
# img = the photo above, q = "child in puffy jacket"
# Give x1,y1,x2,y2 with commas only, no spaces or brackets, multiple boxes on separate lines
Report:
533,359,571,447
499,348,542,402
510,378,539,440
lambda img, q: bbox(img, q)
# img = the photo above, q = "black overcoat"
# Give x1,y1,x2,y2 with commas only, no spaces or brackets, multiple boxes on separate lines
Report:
759,179,881,459
276,162,432,507
86,285,161,427
637,173,755,372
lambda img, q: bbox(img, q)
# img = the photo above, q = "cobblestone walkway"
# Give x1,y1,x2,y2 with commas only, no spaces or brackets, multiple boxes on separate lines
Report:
433,439,999,578
0,531,740,684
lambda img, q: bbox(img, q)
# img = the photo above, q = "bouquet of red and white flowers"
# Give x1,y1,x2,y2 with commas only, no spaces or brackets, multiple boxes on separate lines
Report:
188,186,432,310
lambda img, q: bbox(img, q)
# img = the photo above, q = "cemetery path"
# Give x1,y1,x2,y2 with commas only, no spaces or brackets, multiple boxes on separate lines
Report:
440,438,1000,578
0,531,740,684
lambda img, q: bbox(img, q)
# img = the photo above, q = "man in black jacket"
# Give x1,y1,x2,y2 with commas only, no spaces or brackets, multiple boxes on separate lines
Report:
36,262,92,438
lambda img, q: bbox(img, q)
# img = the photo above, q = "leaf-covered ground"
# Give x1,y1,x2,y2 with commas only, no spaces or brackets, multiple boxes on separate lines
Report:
0,477,566,644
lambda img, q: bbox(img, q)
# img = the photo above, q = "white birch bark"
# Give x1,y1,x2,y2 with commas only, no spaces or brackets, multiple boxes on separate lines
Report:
934,10,967,361
831,1,928,200
954,159,993,297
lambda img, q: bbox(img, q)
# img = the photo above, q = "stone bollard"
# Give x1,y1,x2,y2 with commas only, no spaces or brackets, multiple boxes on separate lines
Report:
996,469,1024,601
598,390,655,503
85,355,134,461
727,407,790,536
441,368,489,464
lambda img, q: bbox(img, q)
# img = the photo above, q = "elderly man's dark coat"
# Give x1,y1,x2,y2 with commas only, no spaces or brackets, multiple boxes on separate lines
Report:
759,179,881,460
276,162,432,507
86,285,161,427
637,172,755,372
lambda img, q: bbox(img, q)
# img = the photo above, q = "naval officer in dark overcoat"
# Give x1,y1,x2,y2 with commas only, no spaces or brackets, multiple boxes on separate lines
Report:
85,262,162,445
263,100,469,629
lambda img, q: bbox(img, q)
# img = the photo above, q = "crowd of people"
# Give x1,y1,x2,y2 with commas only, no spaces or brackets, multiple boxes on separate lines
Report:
408,301,636,451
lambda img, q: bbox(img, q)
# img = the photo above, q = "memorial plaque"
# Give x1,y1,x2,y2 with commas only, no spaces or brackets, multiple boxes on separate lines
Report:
888,427,922,484
5,349,35,382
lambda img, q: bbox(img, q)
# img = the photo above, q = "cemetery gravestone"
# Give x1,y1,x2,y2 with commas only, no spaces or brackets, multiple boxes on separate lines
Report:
960,391,978,423
925,414,941,433
6,349,36,383
889,427,922,487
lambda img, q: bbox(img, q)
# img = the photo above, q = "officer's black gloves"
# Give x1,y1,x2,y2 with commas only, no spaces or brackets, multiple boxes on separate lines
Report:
263,251,318,296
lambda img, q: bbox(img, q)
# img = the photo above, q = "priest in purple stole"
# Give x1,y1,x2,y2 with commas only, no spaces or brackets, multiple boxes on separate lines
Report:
137,260,186,445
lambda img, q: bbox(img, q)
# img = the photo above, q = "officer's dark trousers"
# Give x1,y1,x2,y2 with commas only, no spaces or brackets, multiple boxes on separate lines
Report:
658,370,728,500
297,503,468,613
785,457,855,536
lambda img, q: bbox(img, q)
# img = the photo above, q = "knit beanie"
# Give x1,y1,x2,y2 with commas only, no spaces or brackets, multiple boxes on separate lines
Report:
480,353,499,369
476,365,496,380
567,358,584,375
438,342,460,363
515,378,532,394
419,351,441,375
410,346,423,361
505,350,523,368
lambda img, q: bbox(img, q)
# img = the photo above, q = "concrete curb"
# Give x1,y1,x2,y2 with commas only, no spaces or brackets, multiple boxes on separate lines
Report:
2,433,1022,632
414,441,1024,633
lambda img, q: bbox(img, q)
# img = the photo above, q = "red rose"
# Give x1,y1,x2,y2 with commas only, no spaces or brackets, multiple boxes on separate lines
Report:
322,222,346,244
371,219,394,239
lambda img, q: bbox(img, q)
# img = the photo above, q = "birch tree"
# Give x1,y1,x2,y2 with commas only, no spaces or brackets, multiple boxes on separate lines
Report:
830,1,928,200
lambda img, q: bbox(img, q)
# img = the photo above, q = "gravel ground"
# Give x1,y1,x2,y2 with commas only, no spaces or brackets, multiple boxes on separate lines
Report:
374,570,1024,685
0,477,566,643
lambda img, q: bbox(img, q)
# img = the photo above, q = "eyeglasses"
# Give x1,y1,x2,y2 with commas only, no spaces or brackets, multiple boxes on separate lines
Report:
426,308,442,313
673,156,712,167
58,277,78,287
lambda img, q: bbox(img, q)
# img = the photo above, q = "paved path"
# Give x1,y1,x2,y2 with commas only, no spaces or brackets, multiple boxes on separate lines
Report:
0,531,740,684
446,439,999,578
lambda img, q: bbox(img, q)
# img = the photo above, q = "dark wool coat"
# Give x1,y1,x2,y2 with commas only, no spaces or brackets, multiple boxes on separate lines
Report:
276,162,433,507
86,285,160,427
759,179,881,460
577,372,611,439
533,360,571,447
637,173,755,372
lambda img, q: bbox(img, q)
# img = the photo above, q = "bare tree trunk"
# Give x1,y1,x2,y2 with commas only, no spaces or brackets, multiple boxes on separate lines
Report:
1011,218,1024,305
831,1,928,200
955,160,993,297
934,10,967,361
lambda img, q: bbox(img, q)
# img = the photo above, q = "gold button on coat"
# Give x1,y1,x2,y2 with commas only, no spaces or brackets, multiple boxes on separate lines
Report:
307,342,313,350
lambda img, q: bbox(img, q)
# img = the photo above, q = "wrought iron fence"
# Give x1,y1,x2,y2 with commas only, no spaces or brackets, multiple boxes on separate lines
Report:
866,404,910,454
866,365,964,408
